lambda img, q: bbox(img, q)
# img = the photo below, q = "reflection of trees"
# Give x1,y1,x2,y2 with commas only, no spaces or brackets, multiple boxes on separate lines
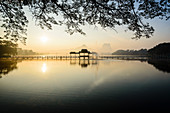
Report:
0,60,18,78
148,59,170,73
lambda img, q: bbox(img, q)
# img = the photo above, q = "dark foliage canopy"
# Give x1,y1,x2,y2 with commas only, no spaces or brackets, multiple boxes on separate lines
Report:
0,0,170,44
0,40,17,56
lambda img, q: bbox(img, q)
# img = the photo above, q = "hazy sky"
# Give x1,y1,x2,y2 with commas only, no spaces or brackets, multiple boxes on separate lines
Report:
0,7,170,54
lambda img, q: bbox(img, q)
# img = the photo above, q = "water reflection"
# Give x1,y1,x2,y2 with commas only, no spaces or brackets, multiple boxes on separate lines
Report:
125,59,170,73
70,59,98,68
0,60,18,78
0,59,170,112
41,63,47,73
147,59,170,73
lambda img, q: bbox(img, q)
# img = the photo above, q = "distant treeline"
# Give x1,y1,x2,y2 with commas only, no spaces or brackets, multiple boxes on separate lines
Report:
112,42,170,56
0,40,39,57
112,49,148,55
17,48,38,55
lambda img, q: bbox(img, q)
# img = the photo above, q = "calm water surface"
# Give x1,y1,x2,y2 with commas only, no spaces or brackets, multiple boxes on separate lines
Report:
0,59,170,112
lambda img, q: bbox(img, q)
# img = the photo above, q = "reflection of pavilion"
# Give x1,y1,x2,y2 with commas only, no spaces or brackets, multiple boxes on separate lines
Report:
70,59,98,68
70,49,98,68
70,49,97,59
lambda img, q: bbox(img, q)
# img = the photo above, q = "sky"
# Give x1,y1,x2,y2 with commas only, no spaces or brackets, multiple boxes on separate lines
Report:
0,7,170,55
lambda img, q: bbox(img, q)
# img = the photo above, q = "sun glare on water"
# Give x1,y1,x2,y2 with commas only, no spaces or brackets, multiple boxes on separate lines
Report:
41,63,47,73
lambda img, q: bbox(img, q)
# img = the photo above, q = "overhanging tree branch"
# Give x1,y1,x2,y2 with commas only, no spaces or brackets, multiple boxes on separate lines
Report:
0,0,169,44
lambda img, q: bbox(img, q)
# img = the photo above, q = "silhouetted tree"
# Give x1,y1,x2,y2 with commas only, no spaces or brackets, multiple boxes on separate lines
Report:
0,0,169,44
0,40,17,56
148,42,170,56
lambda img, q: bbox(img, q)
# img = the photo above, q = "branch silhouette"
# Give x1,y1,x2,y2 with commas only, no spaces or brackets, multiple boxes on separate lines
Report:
0,0,169,44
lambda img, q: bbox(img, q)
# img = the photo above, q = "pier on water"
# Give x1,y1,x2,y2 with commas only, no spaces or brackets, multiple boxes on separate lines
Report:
5,55,149,60
0,49,149,60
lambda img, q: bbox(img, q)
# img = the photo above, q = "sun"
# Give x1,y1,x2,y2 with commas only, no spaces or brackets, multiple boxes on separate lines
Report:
41,36,48,43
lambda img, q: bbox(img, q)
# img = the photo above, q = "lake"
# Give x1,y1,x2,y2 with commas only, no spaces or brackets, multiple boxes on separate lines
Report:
0,59,170,113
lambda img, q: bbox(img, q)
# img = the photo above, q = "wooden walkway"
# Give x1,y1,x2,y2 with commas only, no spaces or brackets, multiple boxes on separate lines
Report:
3,55,149,60
99,55,149,60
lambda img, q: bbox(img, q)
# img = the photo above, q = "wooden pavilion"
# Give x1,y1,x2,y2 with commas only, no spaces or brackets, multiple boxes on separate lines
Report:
70,49,97,59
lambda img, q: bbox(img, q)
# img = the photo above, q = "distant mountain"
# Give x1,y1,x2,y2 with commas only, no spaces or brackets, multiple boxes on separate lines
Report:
73,44,97,53
100,43,112,55
148,42,170,56
75,44,88,50
112,49,148,55
54,44,97,55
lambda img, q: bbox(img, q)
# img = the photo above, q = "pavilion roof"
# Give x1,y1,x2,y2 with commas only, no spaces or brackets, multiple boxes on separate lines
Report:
79,49,91,53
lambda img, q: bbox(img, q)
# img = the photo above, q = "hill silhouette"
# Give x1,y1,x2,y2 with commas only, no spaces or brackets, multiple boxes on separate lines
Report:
148,42,170,56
